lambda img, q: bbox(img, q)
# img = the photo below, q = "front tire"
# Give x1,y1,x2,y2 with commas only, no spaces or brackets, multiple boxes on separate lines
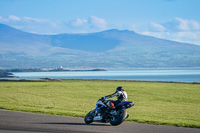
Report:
84,110,95,124
110,109,127,126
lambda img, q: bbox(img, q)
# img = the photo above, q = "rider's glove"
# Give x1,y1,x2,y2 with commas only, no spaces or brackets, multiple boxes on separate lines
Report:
101,96,105,101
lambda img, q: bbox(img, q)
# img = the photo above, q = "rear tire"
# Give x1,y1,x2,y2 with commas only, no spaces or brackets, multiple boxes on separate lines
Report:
110,109,127,126
84,110,95,124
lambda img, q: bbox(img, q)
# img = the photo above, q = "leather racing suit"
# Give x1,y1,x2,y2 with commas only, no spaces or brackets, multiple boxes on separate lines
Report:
103,90,128,106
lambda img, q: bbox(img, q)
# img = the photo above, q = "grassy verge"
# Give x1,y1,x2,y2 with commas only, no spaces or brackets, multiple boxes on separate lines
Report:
0,79,199,128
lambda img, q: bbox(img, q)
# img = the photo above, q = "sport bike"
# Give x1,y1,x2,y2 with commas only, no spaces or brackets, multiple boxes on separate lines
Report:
84,98,134,126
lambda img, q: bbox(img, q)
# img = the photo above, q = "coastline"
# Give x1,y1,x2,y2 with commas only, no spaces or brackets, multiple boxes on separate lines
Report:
1,68,106,72
0,78,199,84
0,71,17,78
0,68,106,78
1,68,200,83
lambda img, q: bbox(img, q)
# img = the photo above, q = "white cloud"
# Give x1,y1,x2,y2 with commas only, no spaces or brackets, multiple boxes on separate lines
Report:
88,16,107,29
71,18,87,27
8,15,21,21
175,17,200,31
0,16,3,21
160,17,200,32
0,15,64,34
0,16,8,22
141,31,199,43
0,15,109,34
0,15,47,24
65,16,108,33
23,16,46,23
150,22,166,31
69,16,107,30
137,18,200,45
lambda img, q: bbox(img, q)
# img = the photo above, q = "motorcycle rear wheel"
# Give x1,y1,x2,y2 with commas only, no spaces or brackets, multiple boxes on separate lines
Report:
110,109,127,126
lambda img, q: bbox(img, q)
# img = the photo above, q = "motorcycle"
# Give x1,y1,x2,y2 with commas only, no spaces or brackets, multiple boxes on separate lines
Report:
84,98,134,126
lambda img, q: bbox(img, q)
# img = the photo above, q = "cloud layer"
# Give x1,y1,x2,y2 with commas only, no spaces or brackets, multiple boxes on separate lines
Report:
150,17,200,32
0,15,200,45
0,15,108,34
139,18,200,45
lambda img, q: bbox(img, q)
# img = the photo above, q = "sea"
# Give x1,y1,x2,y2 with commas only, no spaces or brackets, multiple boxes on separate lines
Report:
12,68,200,83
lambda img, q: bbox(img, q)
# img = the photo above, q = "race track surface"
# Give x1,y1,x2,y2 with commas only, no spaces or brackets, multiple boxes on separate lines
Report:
0,110,199,133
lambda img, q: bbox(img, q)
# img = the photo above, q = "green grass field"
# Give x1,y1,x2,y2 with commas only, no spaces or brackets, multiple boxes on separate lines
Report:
0,80,200,128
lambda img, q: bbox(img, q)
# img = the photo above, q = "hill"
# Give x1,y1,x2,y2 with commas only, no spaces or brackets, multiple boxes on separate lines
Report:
0,24,200,68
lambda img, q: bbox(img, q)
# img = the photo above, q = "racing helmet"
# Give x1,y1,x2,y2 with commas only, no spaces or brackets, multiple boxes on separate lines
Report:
116,86,124,92
107,101,115,109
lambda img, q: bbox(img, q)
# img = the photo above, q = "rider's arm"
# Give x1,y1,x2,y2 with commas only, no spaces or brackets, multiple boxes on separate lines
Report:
103,92,120,99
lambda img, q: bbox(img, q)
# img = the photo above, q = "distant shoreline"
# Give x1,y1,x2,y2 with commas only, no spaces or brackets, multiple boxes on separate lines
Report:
0,68,106,78
0,78,199,84
1,68,106,73
0,72,17,78
1,68,200,83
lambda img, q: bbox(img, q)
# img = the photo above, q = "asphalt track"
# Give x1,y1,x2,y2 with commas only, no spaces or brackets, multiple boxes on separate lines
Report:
0,110,199,133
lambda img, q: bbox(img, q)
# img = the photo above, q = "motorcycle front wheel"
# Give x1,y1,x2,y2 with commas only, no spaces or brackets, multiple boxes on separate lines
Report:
84,110,95,124
110,109,127,126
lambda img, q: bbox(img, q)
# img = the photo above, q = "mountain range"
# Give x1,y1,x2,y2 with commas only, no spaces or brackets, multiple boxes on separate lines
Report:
0,23,200,69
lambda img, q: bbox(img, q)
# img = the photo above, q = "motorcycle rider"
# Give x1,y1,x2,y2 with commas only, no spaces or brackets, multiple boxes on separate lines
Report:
101,86,128,107
98,86,129,120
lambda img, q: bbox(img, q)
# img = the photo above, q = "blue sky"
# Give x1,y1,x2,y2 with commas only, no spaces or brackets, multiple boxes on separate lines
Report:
0,0,200,45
